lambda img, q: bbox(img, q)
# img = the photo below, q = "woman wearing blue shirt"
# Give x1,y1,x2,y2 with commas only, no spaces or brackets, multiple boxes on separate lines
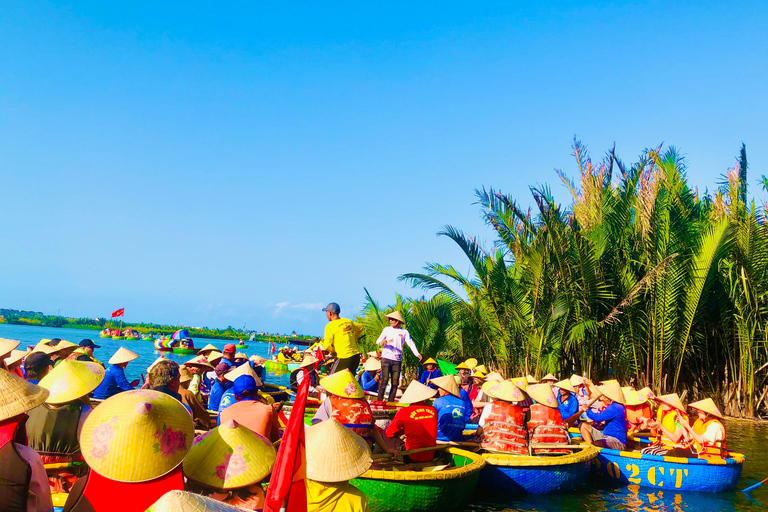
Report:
419,358,443,389
92,347,139,400
360,358,381,394
579,380,627,450
555,379,579,422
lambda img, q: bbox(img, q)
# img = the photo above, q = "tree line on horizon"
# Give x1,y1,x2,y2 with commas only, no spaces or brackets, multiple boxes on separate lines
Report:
356,140,768,419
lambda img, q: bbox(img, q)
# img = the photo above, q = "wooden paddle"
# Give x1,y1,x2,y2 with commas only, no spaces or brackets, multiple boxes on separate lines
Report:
371,444,449,460
743,476,768,494
564,397,600,426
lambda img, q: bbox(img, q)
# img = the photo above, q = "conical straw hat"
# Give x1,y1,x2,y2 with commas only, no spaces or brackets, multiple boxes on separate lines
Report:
384,311,406,325
482,380,525,403
422,358,437,366
108,347,139,365
249,355,266,365
305,419,371,482
207,351,224,366
599,379,620,387
299,355,318,369
366,351,379,359
224,363,263,386
0,338,20,356
541,373,558,382
80,389,194,482
688,398,724,419
184,355,213,371
485,372,504,383
234,352,248,360
472,371,486,379
431,375,461,398
526,383,558,408
398,381,437,405
654,393,685,411
4,349,29,367
622,388,648,407
183,420,276,489
319,370,364,399
463,358,478,370
597,381,625,404
511,377,528,390
362,358,381,372
148,490,247,512
569,374,585,386
147,356,169,374
636,387,654,400
30,341,57,355
38,360,104,405
179,366,193,384
0,369,50,421
51,340,77,353
474,365,488,374
455,362,471,371
554,379,575,393
526,374,538,384
197,344,219,355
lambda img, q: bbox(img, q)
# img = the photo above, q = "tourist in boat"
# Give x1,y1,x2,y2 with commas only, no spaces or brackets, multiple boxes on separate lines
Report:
623,386,652,435
182,355,214,398
148,491,251,511
0,337,20,369
178,366,212,429
641,393,689,455
208,362,233,412
197,344,220,358
24,352,54,385
554,378,579,423
290,355,319,395
525,383,570,454
431,374,468,443
305,419,372,512
385,380,438,461
218,364,265,414
63,390,194,512
322,302,364,374
471,371,503,414
183,420,276,510
455,362,478,415
466,370,487,421
147,359,186,402
92,347,140,400
46,340,79,366
234,352,249,366
218,344,237,369
570,374,589,405
419,358,443,389
27,360,103,494
219,375,280,442
0,369,55,512
366,350,380,360
375,310,422,403
578,380,627,450
249,355,267,382
359,357,381,394
72,339,103,366
477,379,528,454
540,373,558,384
679,398,727,459
4,349,28,378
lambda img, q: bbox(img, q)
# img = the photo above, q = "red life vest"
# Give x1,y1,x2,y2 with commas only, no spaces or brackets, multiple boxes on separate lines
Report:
0,415,32,512
625,403,652,431
481,401,528,455
329,396,374,443
691,418,727,458
527,403,570,454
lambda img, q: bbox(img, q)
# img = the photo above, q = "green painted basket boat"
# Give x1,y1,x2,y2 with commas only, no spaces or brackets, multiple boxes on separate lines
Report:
172,348,198,355
111,336,124,340
350,447,485,512
234,344,248,349
264,360,288,372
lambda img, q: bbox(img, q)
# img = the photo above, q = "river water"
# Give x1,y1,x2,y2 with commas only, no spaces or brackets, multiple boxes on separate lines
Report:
2,324,766,511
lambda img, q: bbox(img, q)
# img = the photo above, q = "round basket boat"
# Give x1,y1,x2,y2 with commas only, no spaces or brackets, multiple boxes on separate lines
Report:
262,383,290,402
594,447,745,492
264,360,288,372
350,447,485,512
172,348,198,355
234,344,248,349
478,444,599,495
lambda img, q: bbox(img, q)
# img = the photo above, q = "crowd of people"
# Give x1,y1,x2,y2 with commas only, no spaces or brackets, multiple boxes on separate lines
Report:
0,305,730,512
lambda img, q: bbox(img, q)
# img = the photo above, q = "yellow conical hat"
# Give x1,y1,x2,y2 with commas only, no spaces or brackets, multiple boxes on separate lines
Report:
472,371,487,379
688,398,724,419
4,349,29,367
526,374,538,384
526,383,558,408
0,338,20,356
183,420,276,489
197,344,219,355
108,347,139,365
224,363,263,386
463,358,478,370
636,387,654,400
431,374,461,398
474,365,488,374
511,377,528,390
207,351,224,366
148,490,247,512
30,341,57,355
362,358,381,372
319,369,364,399
654,393,685,411
422,358,438,366
485,372,504,382
541,373,558,382
554,379,575,393
50,340,77,353
0,369,50,421
184,355,214,371
569,374,585,386
299,355,318,369
305,419,371,482
597,381,625,404
234,352,248,360
179,366,193,384
398,380,437,405
622,388,648,407
482,380,525,403
80,389,194,482
38,360,105,405
455,362,471,371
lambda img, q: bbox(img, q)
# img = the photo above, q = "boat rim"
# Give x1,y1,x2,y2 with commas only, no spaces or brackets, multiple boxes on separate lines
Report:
597,447,746,465
357,447,485,481
482,443,599,467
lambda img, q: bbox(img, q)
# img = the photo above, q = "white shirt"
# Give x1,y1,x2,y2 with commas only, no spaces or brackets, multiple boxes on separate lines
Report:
376,326,420,361
702,421,725,444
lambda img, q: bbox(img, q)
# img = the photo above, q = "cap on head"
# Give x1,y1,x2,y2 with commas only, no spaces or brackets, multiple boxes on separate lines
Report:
214,362,231,377
322,303,341,315
79,339,101,349
233,375,258,396
222,344,236,354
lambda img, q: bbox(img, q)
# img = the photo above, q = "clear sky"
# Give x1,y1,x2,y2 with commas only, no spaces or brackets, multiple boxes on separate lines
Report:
2,2,766,335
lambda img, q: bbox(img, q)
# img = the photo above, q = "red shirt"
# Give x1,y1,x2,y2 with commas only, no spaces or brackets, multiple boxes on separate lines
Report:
385,405,438,462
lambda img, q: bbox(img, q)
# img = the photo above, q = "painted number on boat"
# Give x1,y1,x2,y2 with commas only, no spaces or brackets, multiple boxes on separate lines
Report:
597,459,690,489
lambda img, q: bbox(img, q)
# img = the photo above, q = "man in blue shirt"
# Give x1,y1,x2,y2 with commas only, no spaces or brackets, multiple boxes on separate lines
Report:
208,362,233,412
93,347,139,399
360,358,380,394
556,381,579,423
579,380,627,450
431,375,467,442
419,358,443,389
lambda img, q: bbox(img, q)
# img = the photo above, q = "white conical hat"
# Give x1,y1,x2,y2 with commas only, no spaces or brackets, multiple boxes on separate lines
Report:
108,347,139,365
431,375,460,398
0,338,20,357
398,380,437,405
224,363,263,386
305,419,371,482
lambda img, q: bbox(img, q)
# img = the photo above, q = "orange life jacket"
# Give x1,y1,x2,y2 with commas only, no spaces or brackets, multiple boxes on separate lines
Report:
655,408,688,448
329,396,374,444
481,401,528,455
690,418,726,458
527,403,569,454
625,403,652,431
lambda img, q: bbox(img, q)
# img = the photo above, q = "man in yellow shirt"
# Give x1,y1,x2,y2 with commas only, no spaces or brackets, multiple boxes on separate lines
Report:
323,302,363,374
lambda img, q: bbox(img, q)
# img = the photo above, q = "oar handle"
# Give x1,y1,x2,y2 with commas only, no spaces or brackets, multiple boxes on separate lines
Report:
565,397,600,426
372,445,448,460
743,476,768,493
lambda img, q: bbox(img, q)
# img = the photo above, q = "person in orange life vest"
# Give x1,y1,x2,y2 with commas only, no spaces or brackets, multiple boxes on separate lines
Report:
312,369,391,451
471,371,502,417
579,381,627,451
385,381,438,463
0,369,54,512
1,338,21,370
678,398,726,459
477,379,528,454
63,389,194,512
622,387,652,435
183,420,276,511
219,375,280,443
526,383,570,454
5,349,28,379
641,393,689,455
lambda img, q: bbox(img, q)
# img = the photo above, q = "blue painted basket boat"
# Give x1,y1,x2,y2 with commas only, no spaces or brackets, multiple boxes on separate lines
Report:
594,448,745,492
477,444,599,494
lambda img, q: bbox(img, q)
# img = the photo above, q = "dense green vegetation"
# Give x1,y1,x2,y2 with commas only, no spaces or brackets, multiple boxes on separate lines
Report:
358,142,768,418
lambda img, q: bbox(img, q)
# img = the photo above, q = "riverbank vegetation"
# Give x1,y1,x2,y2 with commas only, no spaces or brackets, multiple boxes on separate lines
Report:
358,141,768,419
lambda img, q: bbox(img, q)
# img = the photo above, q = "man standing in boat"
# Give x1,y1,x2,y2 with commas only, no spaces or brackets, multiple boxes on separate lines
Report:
322,302,364,374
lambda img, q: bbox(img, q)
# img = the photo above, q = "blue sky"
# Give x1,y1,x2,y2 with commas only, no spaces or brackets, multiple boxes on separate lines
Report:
1,2,766,335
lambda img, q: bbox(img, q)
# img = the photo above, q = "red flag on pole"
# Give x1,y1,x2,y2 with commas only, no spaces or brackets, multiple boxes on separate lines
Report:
111,308,125,318
264,368,310,512
270,342,276,355
314,345,324,369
